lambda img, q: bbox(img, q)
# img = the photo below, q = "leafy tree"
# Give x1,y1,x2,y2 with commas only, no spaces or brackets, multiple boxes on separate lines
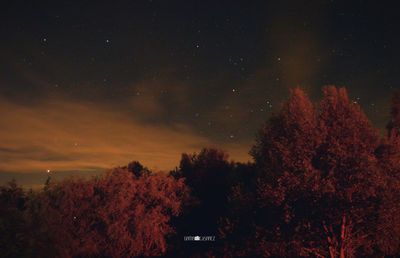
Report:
311,86,381,257
251,88,319,176
2,86,400,257
170,147,235,256
387,90,400,138
0,180,29,257
122,160,151,178
0,180,55,257
42,166,187,257
224,87,394,257
249,87,323,257
374,90,400,255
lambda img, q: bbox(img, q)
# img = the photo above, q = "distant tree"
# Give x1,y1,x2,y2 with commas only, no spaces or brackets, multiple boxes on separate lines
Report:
42,166,187,257
0,180,55,257
0,180,29,257
387,90,400,138
177,148,233,202
217,163,260,257
44,171,51,191
122,160,151,177
170,147,235,256
24,188,56,257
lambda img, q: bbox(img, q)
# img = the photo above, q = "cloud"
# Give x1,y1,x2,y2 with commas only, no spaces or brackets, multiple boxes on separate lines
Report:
0,98,214,176
126,78,192,122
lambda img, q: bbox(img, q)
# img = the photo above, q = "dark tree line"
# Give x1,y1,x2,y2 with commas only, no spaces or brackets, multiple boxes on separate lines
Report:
1,86,400,257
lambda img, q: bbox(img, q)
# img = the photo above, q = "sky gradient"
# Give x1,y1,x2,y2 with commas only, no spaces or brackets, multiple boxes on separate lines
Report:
1,1,399,187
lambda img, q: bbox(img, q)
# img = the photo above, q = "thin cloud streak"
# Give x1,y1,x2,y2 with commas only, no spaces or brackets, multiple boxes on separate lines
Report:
0,99,218,174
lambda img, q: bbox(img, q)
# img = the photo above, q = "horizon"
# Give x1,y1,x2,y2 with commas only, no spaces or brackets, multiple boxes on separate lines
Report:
0,86,393,189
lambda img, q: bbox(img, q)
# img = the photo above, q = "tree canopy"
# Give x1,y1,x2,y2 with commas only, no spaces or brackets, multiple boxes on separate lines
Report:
1,86,400,257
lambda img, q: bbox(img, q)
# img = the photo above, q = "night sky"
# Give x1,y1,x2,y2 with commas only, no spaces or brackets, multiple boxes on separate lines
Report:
1,1,399,187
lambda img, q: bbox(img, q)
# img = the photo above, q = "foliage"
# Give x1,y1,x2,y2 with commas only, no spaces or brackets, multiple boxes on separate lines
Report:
0,180,55,257
223,86,400,257
2,86,400,257
168,147,235,256
42,168,187,257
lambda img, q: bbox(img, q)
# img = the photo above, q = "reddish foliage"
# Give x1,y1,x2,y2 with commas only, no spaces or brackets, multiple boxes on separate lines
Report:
42,168,187,257
225,86,400,257
387,90,400,138
2,86,400,257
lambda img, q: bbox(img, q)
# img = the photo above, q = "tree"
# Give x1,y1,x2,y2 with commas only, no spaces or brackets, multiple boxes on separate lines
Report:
312,86,381,257
250,87,319,177
170,147,235,256
225,87,392,257
374,137,400,255
0,180,30,257
374,90,400,255
386,90,400,138
0,180,55,257
122,160,151,178
42,165,187,257
248,88,324,256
